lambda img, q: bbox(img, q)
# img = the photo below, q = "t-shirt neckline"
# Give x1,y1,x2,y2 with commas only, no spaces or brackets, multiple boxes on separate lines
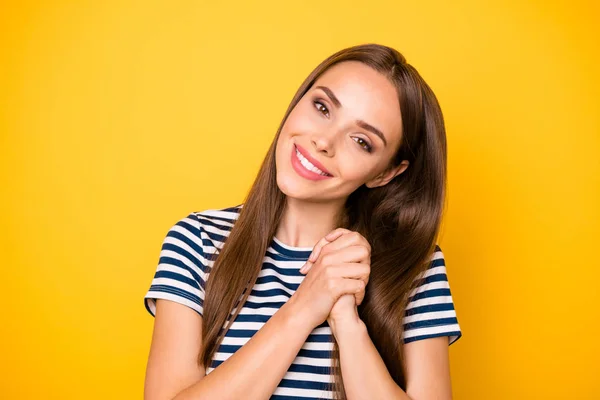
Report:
271,236,313,259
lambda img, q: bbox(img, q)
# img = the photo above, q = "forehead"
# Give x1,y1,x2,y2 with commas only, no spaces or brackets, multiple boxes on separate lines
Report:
312,61,403,145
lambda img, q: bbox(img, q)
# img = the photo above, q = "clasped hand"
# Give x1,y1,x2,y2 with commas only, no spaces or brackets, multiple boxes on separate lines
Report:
294,228,371,333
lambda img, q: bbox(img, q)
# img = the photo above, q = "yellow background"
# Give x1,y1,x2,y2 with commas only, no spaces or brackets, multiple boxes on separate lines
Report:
2,1,598,398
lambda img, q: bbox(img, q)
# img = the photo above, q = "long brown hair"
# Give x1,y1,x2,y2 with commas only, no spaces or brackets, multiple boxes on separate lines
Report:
200,43,447,398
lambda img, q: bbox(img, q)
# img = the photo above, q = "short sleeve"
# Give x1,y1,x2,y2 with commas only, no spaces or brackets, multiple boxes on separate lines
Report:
402,245,462,345
144,212,209,317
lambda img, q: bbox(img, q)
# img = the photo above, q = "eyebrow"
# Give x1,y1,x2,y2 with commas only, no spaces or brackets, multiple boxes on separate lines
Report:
314,85,388,147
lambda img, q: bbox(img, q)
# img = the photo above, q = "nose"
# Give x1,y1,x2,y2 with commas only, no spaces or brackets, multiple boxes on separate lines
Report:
310,129,336,157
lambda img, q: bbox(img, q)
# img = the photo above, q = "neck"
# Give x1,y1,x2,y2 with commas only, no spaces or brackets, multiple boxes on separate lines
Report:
274,197,345,248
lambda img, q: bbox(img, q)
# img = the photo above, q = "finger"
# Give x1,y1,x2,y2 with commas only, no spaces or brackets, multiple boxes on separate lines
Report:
301,240,371,275
334,278,365,299
355,289,365,306
314,228,351,262
330,263,370,284
325,245,371,266
299,229,349,274
325,227,352,242
325,230,371,256
317,233,369,262
301,229,355,274
330,262,370,306
299,236,334,274
343,271,368,307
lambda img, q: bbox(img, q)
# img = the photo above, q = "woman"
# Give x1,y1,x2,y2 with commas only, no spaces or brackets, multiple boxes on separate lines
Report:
143,43,462,400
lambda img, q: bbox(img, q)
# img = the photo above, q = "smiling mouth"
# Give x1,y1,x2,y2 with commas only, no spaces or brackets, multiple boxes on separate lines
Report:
294,145,332,176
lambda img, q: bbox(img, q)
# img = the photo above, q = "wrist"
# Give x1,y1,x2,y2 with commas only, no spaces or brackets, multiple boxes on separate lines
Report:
329,316,366,342
282,296,319,334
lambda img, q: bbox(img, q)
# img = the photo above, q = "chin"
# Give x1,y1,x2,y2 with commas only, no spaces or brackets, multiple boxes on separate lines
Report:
276,172,310,199
276,173,349,204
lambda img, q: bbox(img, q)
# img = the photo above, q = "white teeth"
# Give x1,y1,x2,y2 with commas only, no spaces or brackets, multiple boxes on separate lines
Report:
296,148,328,176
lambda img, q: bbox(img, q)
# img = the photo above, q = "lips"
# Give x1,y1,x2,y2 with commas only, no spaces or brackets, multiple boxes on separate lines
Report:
294,144,333,176
291,144,333,181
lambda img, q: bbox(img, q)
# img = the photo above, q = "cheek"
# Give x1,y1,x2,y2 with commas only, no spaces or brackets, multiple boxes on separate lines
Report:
337,158,376,183
282,102,318,133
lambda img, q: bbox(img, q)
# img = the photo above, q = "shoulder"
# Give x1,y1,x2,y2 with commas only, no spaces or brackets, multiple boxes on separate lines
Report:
169,204,243,237
191,204,243,250
402,245,462,345
143,204,244,318
158,203,244,270
193,204,243,231
416,245,449,285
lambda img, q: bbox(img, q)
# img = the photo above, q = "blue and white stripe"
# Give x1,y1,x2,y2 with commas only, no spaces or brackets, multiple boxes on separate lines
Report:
144,204,462,399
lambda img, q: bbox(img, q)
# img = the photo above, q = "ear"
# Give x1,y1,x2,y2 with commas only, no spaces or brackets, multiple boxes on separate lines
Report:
365,160,409,188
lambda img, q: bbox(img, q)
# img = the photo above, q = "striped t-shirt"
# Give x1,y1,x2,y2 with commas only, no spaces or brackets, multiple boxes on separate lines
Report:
144,204,462,399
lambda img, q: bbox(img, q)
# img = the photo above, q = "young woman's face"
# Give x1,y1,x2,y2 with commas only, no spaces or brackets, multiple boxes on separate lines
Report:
275,60,408,202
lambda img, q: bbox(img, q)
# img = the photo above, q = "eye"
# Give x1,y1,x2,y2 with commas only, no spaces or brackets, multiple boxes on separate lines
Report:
312,97,372,153
353,137,373,153
313,99,330,118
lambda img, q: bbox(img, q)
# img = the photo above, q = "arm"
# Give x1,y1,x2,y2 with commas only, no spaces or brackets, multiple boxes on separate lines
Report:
301,233,459,399
144,296,314,400
330,308,452,400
